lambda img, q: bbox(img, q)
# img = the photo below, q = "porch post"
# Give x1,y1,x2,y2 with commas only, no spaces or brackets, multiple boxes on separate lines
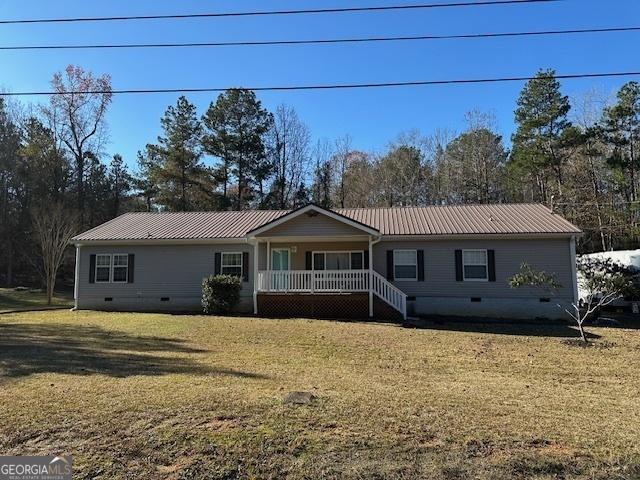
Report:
266,239,271,291
267,239,271,270
253,240,259,314
368,235,373,318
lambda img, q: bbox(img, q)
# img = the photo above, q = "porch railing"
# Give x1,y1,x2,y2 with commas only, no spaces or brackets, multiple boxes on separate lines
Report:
257,270,370,293
256,269,407,319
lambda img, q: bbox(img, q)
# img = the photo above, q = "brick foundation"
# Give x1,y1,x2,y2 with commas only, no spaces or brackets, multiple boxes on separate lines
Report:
257,293,403,322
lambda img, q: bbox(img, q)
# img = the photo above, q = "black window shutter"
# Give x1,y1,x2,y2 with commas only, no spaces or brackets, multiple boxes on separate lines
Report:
386,251,394,281
89,254,96,283
305,251,312,270
127,254,135,283
214,252,221,275
488,249,496,282
364,250,369,269
242,252,249,282
455,250,463,282
417,250,425,281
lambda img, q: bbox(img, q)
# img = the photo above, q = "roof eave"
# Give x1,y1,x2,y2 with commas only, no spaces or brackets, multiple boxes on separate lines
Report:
380,232,582,241
73,237,247,246
246,203,381,237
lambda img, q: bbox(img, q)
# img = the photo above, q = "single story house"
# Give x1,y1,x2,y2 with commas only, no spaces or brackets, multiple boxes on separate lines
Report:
72,203,581,321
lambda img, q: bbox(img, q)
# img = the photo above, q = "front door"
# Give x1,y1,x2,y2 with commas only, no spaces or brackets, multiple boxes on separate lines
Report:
271,248,290,290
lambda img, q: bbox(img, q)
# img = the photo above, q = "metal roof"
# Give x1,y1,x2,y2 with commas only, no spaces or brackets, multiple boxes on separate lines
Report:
73,203,581,242
337,204,581,236
73,210,289,241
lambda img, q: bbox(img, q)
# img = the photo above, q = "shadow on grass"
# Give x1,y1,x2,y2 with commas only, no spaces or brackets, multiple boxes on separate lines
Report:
404,317,601,339
0,323,269,380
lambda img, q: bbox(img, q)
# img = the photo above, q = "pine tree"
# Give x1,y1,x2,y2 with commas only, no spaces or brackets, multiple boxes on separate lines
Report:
151,96,214,211
510,69,576,202
202,89,273,210
134,146,161,212
108,154,132,217
602,81,640,202
311,160,333,208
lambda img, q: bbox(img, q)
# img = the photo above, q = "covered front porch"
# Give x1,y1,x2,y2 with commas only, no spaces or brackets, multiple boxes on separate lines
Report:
246,205,406,319
257,242,372,292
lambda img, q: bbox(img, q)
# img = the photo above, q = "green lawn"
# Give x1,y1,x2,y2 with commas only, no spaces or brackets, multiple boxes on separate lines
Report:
0,287,73,313
0,310,639,479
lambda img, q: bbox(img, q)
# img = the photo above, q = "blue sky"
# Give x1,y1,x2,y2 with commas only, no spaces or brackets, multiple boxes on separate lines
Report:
1,0,639,170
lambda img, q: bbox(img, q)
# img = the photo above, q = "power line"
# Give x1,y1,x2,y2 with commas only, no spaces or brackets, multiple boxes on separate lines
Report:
2,26,637,51
1,71,638,97
0,0,560,25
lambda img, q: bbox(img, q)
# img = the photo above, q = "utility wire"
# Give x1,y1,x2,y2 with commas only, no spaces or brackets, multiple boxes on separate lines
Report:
1,71,638,97
2,26,637,51
0,0,560,25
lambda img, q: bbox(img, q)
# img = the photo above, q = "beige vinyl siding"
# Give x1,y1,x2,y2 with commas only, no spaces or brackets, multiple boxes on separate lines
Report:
256,212,368,237
372,238,575,300
77,244,253,311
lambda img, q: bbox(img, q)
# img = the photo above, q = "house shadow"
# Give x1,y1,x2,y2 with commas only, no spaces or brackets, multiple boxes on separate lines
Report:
0,323,269,380
403,316,601,339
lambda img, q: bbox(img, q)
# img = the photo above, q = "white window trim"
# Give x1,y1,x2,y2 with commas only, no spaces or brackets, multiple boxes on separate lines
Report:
462,249,489,282
112,254,129,284
95,253,129,283
393,249,418,281
95,254,112,283
221,251,243,277
312,250,365,271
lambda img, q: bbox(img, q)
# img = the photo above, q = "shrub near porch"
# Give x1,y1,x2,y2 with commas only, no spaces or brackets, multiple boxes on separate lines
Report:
0,310,638,479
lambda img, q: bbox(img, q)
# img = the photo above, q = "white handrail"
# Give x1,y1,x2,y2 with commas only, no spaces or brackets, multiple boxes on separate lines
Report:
370,270,407,319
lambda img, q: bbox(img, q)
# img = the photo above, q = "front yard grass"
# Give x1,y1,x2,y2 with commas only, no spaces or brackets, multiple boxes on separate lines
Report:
0,287,72,313
0,310,639,479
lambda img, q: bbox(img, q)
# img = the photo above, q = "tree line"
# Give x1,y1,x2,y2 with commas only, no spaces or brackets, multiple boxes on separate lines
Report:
1,65,639,289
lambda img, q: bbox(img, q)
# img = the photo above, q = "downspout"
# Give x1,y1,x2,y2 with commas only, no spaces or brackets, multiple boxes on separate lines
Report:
369,235,382,317
72,244,80,311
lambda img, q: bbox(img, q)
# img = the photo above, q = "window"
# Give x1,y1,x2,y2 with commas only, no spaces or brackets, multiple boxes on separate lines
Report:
221,252,243,277
112,254,129,283
312,251,364,270
463,249,488,281
95,254,111,283
350,252,364,270
394,250,417,280
313,253,325,270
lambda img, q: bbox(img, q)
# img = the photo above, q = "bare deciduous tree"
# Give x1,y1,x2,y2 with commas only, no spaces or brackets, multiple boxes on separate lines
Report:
43,65,112,225
32,204,78,305
569,257,635,342
332,135,352,208
268,104,311,209
509,258,634,343
310,139,334,207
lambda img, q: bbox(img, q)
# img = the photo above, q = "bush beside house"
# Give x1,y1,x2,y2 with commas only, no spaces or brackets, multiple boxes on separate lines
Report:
202,275,242,314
